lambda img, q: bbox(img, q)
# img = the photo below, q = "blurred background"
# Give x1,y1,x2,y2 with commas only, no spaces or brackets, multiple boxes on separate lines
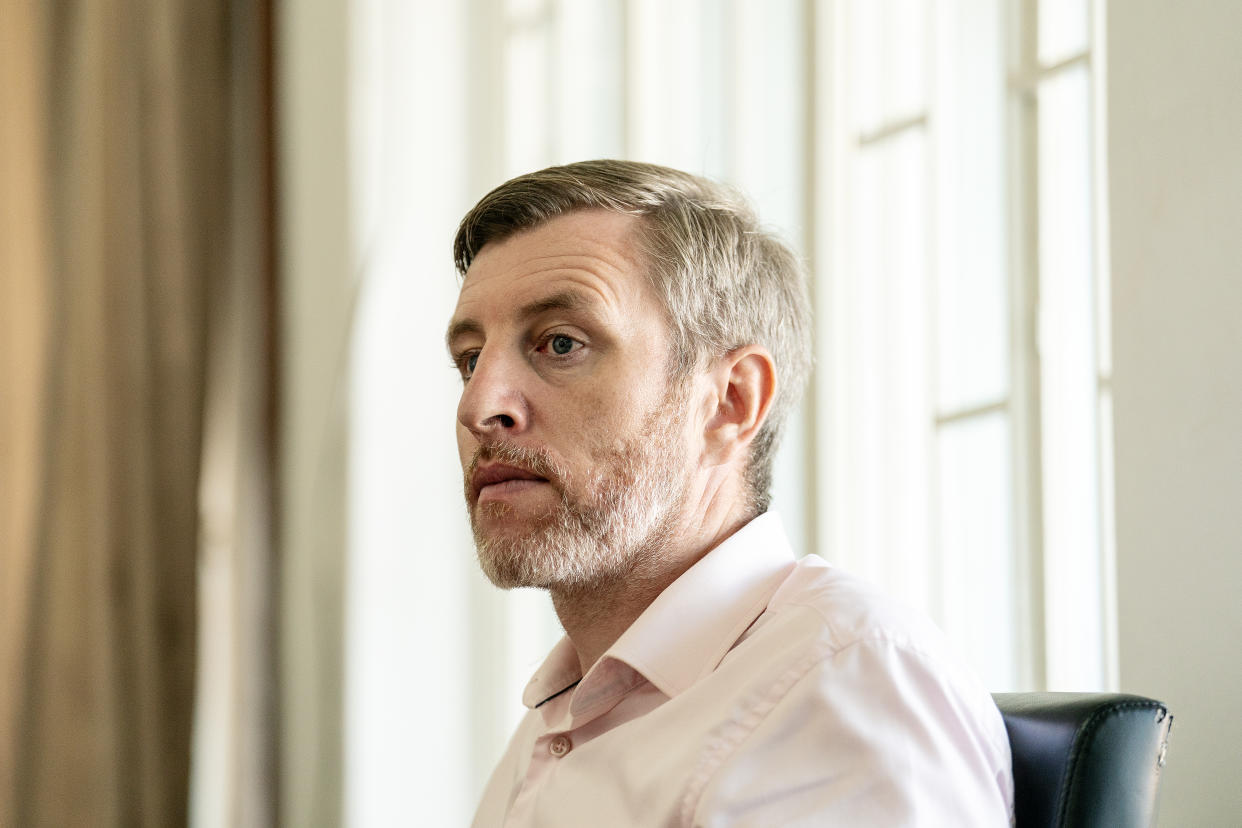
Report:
2,0,1238,825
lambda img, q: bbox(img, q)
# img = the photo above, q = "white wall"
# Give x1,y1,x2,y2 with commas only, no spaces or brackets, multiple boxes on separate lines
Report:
1108,2,1242,823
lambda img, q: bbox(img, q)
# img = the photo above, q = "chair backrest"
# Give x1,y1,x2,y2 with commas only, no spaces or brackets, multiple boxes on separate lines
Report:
992,693,1172,827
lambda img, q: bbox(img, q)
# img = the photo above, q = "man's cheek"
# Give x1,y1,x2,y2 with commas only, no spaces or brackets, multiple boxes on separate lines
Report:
456,424,476,469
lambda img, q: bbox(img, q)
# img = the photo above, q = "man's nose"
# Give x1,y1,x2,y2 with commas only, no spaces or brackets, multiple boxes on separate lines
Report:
457,348,529,437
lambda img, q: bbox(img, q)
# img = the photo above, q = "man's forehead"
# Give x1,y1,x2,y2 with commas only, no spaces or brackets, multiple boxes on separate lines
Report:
447,211,652,337
466,211,643,280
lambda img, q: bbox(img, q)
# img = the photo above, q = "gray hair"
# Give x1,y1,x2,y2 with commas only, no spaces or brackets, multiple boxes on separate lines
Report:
453,159,812,513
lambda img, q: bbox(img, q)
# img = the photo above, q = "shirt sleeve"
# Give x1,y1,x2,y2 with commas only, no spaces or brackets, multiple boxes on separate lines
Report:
688,635,1014,827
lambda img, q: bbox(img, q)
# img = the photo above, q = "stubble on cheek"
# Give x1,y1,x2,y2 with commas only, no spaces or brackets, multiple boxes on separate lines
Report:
463,380,693,591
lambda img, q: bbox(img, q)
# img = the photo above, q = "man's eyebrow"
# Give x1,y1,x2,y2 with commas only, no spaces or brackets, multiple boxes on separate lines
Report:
445,289,596,351
445,317,483,352
516,289,593,319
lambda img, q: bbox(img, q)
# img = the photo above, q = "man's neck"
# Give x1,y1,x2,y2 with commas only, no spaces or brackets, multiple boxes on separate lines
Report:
550,572,672,680
550,506,753,678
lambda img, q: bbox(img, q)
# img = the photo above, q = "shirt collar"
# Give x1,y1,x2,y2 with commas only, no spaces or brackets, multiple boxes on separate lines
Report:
520,511,797,710
522,635,582,709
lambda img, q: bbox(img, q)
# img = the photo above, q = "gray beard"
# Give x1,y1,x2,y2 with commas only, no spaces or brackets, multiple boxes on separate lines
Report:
466,396,689,592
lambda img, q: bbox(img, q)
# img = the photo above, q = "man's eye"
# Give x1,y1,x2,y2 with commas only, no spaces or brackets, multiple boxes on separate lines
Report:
538,333,582,358
454,351,478,378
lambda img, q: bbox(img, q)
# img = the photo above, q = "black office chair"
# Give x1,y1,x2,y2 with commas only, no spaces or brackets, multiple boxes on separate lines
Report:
992,693,1173,827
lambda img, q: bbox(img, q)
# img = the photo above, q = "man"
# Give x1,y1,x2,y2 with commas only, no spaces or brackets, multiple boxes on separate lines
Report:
447,160,1014,825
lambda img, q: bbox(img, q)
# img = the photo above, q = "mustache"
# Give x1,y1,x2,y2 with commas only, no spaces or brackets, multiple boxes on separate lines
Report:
465,441,566,498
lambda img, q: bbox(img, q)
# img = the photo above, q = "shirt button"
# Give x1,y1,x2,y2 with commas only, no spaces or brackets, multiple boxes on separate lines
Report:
548,734,572,758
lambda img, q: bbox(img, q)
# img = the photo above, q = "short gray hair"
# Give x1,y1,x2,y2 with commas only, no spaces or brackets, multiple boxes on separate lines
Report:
453,159,812,513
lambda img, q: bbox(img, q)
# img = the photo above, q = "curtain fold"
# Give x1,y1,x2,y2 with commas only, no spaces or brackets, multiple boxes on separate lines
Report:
0,1,276,825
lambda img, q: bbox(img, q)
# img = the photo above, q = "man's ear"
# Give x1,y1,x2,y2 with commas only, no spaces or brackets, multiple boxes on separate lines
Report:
702,345,777,466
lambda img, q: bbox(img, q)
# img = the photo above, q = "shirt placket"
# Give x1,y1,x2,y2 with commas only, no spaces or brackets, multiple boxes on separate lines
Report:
502,693,581,825
503,661,646,826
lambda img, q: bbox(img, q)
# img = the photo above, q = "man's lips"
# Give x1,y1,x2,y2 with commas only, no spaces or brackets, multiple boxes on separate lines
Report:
471,463,549,501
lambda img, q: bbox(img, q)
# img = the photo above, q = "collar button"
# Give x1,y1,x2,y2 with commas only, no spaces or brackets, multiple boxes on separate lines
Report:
548,734,572,758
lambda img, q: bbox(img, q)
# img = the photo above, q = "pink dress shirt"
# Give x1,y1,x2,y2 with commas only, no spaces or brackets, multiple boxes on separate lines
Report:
472,512,1015,826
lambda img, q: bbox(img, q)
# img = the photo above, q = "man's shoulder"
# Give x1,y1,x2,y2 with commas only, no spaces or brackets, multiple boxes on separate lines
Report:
722,552,1012,762
696,554,1015,825
755,554,953,661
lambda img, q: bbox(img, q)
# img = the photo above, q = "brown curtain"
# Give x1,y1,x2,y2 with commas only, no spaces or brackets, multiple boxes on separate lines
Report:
0,1,276,825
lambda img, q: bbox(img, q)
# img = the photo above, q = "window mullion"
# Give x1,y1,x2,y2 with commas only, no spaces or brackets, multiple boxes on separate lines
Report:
1008,0,1048,692
934,398,1011,427
857,112,929,147
1089,0,1119,692
1009,48,1090,92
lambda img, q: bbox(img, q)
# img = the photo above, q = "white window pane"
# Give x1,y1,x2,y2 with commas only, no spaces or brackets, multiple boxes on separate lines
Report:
848,0,927,134
505,26,552,175
885,131,933,614
887,0,927,120
553,0,624,161
731,0,805,230
840,146,887,584
1038,65,1105,689
1039,0,1089,66
847,0,884,133
937,412,1019,690
695,0,730,176
627,0,708,169
838,131,933,610
934,0,1008,413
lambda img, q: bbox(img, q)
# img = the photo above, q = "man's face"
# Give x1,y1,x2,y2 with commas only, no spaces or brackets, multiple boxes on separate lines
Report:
446,210,693,590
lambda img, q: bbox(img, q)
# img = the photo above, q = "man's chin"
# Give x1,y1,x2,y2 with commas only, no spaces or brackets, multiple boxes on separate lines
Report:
471,511,613,592
471,531,562,591
471,501,555,540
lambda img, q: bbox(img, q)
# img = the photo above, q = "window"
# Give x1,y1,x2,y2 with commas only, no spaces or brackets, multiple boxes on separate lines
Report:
826,0,1113,691
343,0,1114,822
